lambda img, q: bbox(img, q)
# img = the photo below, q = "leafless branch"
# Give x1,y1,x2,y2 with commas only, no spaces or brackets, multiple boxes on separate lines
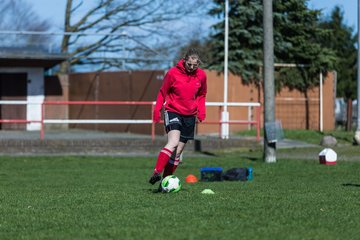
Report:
60,0,211,72
0,0,52,50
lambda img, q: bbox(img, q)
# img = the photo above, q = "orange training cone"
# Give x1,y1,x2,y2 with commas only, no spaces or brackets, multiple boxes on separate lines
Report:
185,174,198,183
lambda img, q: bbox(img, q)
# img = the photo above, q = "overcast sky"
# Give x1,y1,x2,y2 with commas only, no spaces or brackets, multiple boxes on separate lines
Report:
30,0,358,31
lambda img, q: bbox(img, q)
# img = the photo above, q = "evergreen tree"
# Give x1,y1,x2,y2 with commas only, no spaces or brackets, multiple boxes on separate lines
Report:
207,0,263,83
274,0,336,93
207,0,336,90
318,6,357,100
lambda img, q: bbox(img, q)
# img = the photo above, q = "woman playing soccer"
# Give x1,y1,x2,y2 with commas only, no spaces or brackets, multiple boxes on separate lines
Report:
149,48,207,189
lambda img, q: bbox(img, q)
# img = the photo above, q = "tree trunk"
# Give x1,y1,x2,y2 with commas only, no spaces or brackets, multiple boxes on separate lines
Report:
59,61,71,74
346,98,353,131
304,90,309,130
59,0,72,74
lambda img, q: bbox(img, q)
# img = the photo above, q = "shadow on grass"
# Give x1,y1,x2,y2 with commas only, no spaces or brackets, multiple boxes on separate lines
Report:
148,188,190,194
198,151,217,156
245,157,260,161
342,183,360,187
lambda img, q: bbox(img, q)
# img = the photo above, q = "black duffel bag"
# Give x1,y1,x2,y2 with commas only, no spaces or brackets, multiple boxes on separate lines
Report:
222,168,247,181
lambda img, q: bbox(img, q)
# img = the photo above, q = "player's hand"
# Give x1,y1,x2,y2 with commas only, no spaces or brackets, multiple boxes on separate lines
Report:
197,116,204,123
153,111,160,123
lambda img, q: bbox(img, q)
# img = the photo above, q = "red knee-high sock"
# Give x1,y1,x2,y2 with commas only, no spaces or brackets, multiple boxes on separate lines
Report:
153,148,173,174
162,157,180,178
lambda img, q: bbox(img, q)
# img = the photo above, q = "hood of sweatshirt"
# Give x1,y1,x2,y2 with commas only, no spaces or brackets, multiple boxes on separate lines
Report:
176,59,198,75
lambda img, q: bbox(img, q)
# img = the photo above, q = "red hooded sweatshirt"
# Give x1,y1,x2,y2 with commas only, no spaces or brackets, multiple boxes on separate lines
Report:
154,59,207,121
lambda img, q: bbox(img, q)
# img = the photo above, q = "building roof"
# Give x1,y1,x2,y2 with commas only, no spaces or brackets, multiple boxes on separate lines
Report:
0,51,67,69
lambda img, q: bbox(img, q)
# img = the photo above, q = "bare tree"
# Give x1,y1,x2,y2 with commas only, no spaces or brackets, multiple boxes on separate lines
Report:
60,0,209,73
0,0,51,52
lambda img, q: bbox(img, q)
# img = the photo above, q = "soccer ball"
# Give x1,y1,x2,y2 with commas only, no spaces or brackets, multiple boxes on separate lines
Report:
161,175,181,193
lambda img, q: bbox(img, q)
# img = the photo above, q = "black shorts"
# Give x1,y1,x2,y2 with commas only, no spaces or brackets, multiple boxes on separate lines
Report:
164,111,196,143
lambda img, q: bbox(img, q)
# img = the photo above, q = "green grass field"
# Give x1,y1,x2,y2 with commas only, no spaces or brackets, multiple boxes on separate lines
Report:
1,150,360,240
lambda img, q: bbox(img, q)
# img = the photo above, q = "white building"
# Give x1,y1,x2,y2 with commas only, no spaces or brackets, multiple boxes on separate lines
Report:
0,51,66,130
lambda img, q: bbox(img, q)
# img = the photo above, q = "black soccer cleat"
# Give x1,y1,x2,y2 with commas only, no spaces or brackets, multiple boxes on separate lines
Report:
148,173,161,185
